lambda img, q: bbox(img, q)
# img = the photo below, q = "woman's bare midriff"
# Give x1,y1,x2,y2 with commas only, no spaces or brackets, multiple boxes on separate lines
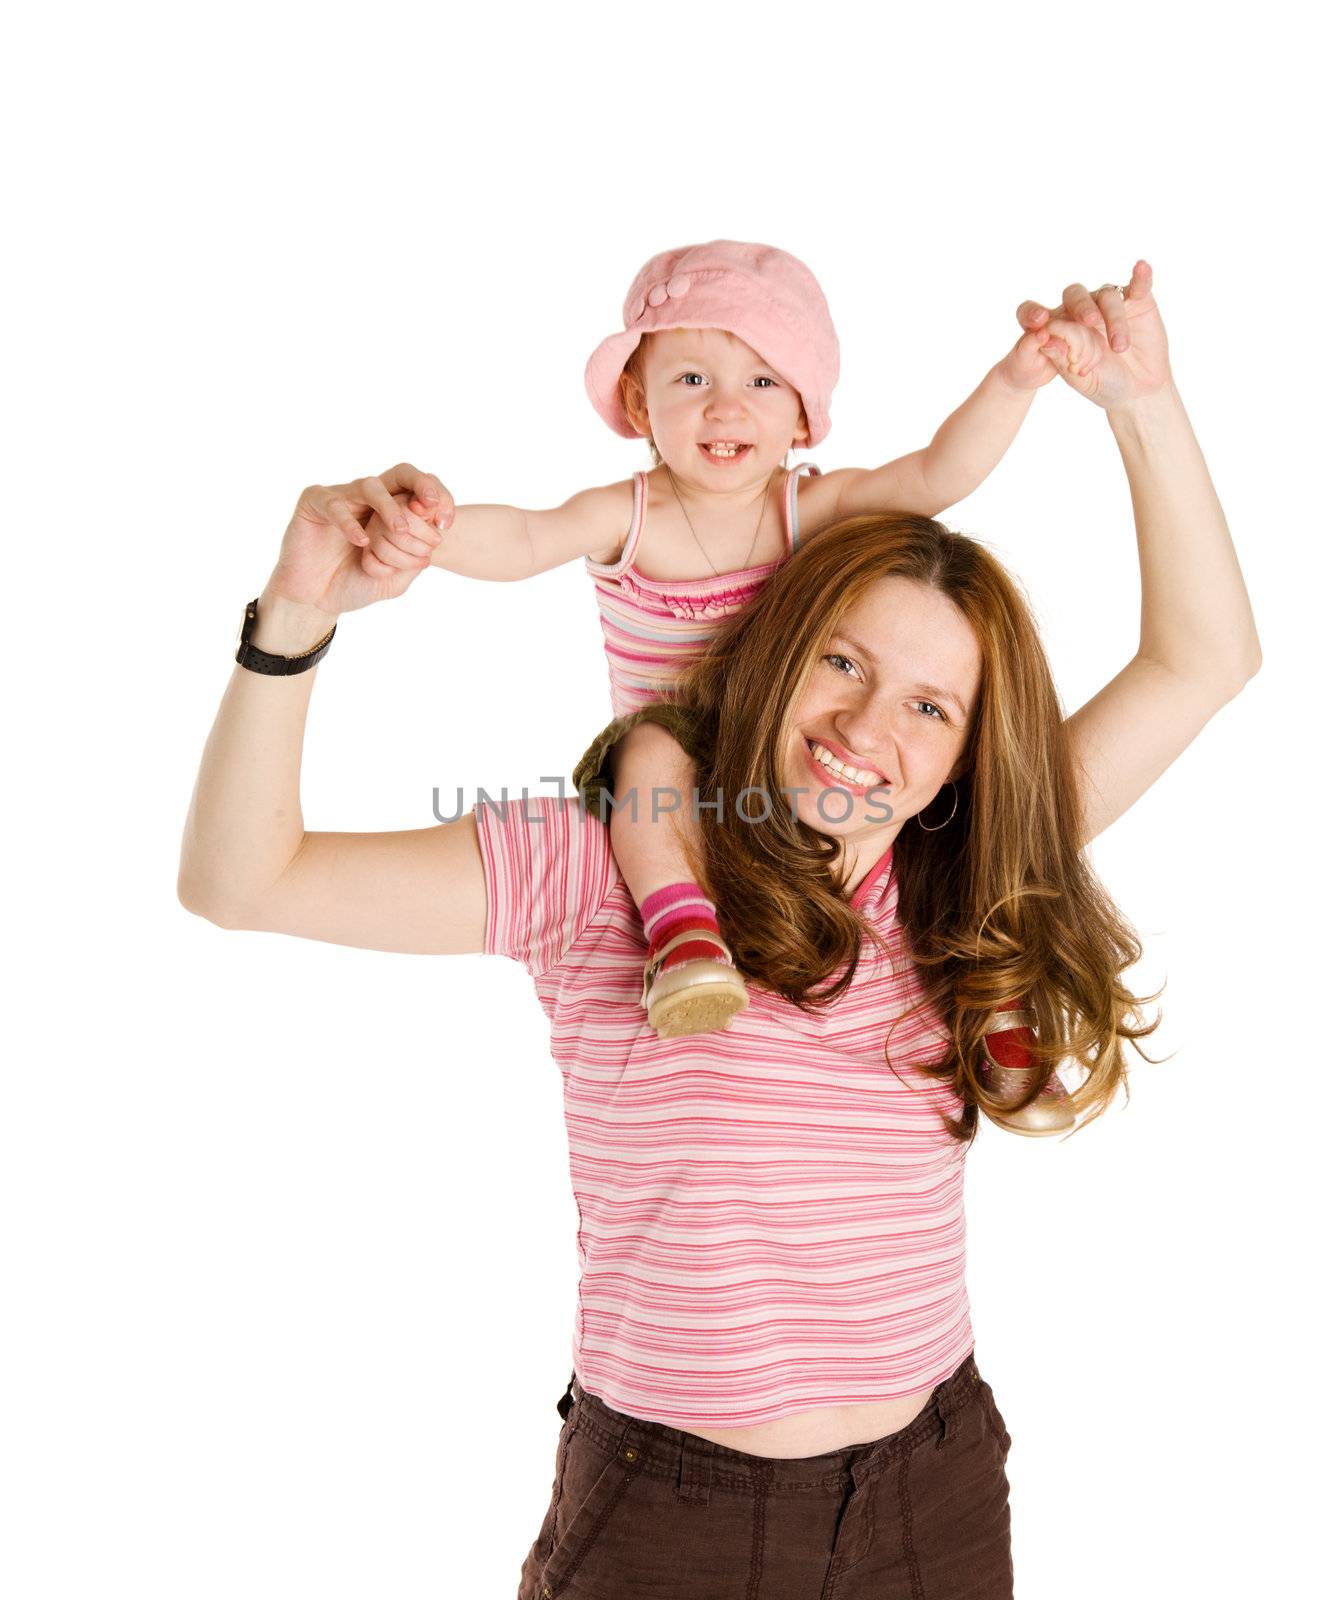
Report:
679,1386,937,1460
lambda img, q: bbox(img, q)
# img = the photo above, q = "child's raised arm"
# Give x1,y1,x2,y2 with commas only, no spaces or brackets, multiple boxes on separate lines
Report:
360,473,631,583
806,319,1060,530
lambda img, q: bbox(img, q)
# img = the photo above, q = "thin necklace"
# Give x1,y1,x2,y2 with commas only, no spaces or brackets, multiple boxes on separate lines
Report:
666,464,776,578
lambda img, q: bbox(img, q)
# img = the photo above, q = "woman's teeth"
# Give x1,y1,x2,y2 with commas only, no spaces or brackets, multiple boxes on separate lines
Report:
809,740,882,787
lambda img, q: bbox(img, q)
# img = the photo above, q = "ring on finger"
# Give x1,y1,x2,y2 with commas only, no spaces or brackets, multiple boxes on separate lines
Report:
1097,282,1125,300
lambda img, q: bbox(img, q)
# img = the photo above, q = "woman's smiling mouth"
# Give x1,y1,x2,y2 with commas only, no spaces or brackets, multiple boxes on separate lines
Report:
804,736,889,795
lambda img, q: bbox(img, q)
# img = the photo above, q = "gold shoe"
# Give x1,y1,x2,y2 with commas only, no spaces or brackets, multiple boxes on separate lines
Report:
979,1007,1077,1137
982,1065,1077,1136
643,928,749,1039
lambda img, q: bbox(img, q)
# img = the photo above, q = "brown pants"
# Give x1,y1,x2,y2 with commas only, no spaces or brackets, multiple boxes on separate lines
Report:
518,1352,1014,1599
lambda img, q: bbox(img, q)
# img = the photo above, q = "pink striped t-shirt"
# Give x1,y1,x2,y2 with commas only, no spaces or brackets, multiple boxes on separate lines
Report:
475,793,974,1430
585,463,820,716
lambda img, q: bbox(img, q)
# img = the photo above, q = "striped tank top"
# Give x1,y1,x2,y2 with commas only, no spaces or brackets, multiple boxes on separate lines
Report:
585,463,821,716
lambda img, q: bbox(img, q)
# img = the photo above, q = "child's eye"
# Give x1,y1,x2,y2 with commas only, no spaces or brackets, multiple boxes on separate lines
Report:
824,653,859,678
750,376,777,388
913,700,947,721
678,372,707,386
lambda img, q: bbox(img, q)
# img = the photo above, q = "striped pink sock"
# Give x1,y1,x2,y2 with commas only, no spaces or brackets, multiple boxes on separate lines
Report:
640,883,729,974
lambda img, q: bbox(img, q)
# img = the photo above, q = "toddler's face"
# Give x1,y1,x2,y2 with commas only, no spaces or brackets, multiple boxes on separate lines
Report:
626,328,808,480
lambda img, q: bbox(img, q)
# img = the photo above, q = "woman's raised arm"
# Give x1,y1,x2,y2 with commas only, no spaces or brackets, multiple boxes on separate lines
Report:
177,467,488,956
1018,265,1262,845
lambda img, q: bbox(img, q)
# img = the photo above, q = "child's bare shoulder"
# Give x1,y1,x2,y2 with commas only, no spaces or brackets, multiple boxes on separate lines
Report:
795,465,908,545
523,477,635,572
570,477,636,566
795,466,862,539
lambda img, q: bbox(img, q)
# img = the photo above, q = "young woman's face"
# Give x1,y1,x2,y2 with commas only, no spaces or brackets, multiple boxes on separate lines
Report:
777,576,983,857
629,328,808,480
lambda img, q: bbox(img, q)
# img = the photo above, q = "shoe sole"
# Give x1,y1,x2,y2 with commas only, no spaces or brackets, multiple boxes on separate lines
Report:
982,1065,1077,1137
984,1112,1076,1137
985,1120,1074,1132
648,963,749,1039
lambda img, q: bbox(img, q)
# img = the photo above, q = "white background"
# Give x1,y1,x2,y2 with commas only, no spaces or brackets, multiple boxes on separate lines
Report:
5,2,1313,1595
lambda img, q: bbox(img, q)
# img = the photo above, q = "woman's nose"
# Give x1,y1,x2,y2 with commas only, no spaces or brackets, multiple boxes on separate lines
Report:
835,700,894,767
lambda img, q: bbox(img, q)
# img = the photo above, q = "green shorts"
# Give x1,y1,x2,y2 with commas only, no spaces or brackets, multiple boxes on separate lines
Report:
571,701,711,824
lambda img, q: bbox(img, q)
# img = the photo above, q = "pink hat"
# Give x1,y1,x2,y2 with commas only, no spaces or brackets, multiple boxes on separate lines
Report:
585,240,840,449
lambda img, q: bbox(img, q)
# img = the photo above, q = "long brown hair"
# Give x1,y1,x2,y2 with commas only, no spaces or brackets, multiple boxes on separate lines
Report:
671,513,1160,1140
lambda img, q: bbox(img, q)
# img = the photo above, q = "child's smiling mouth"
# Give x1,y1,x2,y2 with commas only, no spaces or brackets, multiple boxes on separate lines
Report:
698,441,752,464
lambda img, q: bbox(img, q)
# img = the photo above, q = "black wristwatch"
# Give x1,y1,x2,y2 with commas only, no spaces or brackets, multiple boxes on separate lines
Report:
235,597,337,676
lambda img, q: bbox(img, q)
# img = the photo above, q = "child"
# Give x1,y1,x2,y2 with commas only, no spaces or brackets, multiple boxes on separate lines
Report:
369,239,1075,1136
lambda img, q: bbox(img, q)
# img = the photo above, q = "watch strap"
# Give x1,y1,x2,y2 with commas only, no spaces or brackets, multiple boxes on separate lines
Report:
235,598,337,676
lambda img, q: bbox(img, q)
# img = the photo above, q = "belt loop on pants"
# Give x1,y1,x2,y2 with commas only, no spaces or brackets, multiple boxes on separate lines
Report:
677,1431,713,1505
933,1380,958,1450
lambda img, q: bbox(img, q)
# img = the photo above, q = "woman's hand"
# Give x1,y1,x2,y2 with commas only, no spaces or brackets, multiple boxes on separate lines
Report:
1015,261,1170,411
361,470,455,579
266,464,454,615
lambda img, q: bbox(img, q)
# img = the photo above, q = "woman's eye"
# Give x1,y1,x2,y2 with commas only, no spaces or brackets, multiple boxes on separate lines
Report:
825,653,859,678
913,700,946,721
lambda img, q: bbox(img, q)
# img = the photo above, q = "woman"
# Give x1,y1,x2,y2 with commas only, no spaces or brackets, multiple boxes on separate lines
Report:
179,266,1259,1597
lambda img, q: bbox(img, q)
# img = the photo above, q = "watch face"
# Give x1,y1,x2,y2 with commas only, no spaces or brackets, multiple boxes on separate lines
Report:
237,601,257,653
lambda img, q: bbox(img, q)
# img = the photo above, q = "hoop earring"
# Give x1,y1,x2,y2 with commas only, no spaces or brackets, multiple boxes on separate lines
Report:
917,782,959,831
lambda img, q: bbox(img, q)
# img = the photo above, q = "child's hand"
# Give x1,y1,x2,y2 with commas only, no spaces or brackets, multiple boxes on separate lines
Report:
1015,262,1170,411
998,324,1062,394
359,468,454,582
406,472,454,529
